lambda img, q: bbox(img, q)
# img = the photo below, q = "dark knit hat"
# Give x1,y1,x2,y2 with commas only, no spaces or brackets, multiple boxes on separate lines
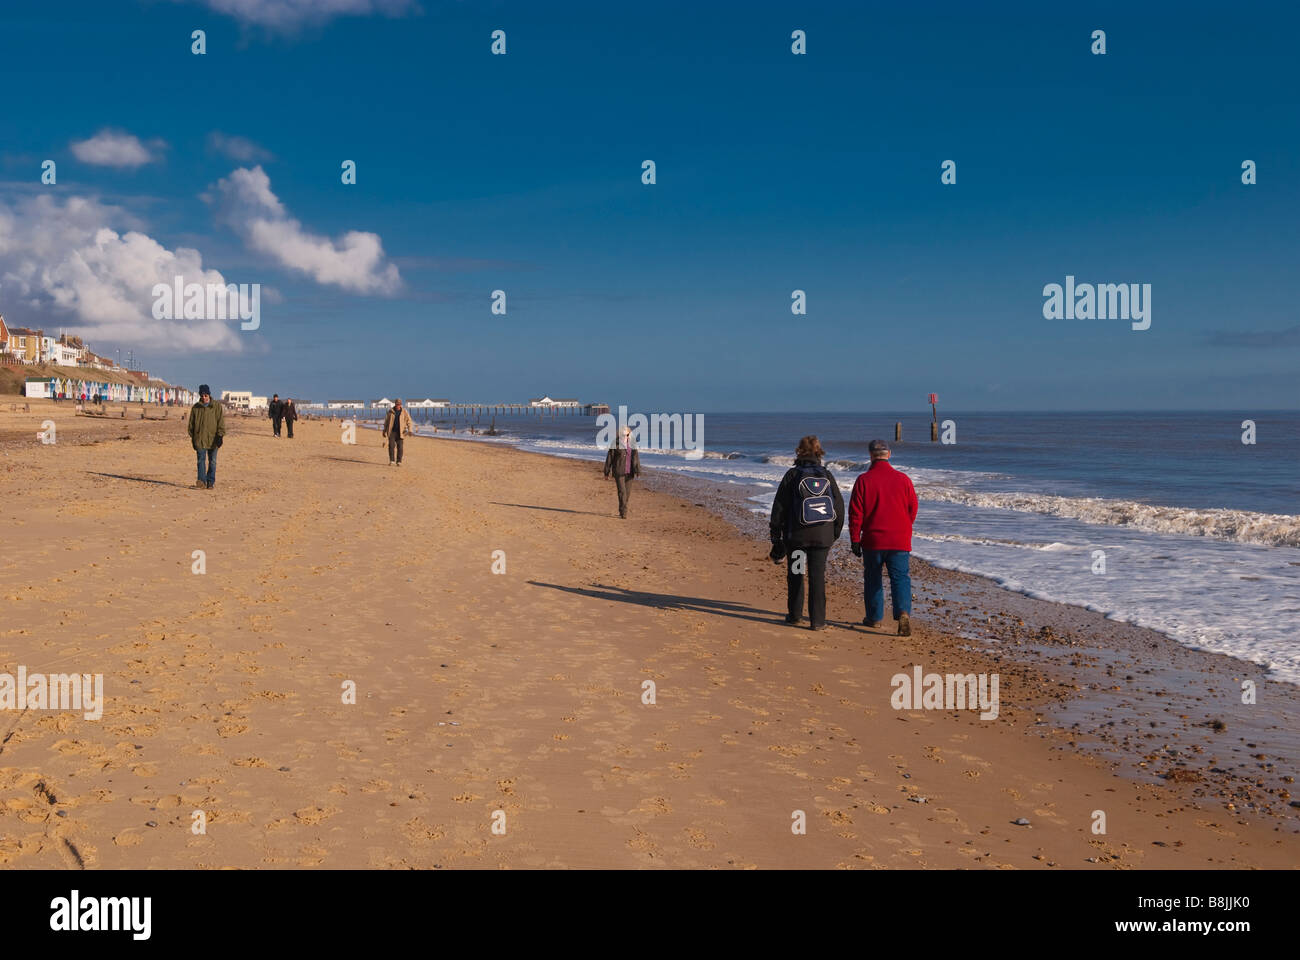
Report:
198,384,211,396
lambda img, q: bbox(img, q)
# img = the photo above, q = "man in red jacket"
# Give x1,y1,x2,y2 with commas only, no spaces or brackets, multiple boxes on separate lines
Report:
848,439,919,635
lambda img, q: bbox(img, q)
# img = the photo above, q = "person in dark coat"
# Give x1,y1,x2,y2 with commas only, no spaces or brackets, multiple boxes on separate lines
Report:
768,435,845,630
269,393,283,437
282,399,297,439
186,384,226,489
602,425,641,518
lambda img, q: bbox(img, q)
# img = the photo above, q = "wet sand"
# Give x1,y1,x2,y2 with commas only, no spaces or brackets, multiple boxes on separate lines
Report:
0,399,1296,868
646,470,1300,823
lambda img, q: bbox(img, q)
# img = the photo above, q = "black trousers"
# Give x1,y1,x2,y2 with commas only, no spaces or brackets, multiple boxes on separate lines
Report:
285,419,294,438
786,545,829,626
272,416,282,436
614,474,633,517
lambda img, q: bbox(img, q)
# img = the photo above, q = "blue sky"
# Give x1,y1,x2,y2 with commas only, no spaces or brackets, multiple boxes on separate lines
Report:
1,0,1297,410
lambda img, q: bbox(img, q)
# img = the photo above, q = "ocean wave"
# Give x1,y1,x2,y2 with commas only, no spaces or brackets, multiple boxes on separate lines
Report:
919,486,1300,548
915,533,1076,551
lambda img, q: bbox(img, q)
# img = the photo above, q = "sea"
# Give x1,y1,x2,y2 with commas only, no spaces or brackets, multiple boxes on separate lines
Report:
374,410,1300,684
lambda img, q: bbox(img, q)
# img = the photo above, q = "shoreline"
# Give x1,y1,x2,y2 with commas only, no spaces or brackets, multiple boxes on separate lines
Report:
1,400,1296,868
361,422,1300,821
638,465,1300,819
369,421,1300,823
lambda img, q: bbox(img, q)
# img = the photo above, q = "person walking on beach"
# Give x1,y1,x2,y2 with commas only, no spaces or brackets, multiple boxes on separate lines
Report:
382,398,413,466
283,398,297,439
848,439,919,635
186,384,226,490
769,435,844,630
269,394,283,437
602,425,641,519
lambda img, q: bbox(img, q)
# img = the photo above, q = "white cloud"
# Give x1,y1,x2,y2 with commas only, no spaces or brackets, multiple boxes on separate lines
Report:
70,130,162,168
0,193,242,351
206,166,401,294
207,131,274,163
186,0,417,29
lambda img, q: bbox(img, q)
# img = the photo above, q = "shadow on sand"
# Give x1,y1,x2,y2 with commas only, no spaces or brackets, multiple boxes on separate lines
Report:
491,501,611,518
315,456,385,465
527,580,861,631
87,471,194,489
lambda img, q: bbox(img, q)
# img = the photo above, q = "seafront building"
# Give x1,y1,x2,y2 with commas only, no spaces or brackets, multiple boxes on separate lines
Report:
3,315,195,404
220,391,271,411
301,396,609,418
24,374,193,404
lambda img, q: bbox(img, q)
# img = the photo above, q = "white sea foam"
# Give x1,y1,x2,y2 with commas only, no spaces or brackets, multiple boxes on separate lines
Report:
916,486,1300,548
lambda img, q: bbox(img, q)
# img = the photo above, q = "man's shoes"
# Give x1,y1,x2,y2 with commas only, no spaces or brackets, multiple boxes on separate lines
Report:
784,615,800,626
811,622,830,632
897,613,912,636
863,619,883,628
206,481,214,489
194,480,207,489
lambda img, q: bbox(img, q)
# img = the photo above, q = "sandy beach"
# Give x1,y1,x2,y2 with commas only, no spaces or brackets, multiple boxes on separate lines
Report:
0,399,1297,869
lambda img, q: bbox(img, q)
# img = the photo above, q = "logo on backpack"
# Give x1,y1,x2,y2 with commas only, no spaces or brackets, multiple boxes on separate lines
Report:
797,473,835,526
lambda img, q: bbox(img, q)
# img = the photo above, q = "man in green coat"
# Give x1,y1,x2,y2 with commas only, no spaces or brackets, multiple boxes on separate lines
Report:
186,384,226,489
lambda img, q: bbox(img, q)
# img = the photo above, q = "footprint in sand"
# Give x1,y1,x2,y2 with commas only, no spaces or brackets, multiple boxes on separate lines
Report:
297,844,329,866
685,828,715,849
293,805,341,825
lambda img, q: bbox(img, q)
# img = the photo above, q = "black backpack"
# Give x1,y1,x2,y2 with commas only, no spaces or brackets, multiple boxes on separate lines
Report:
789,464,837,532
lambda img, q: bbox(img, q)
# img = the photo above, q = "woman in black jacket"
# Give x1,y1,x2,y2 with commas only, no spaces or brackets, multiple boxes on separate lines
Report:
769,435,844,630
282,399,298,439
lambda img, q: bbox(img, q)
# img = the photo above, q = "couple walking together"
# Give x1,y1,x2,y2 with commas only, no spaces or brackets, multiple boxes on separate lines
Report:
769,435,918,633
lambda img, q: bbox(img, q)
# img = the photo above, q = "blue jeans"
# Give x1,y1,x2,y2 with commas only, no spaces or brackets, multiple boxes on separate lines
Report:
864,550,911,622
196,447,217,486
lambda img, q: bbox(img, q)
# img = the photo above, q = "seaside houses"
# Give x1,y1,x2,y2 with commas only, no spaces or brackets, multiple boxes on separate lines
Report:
50,335,84,366
0,314,193,403
24,373,194,404
218,391,269,411
407,398,450,409
82,352,114,371
6,326,43,363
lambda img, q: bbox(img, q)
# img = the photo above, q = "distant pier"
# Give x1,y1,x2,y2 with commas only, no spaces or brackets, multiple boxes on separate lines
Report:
300,397,610,423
